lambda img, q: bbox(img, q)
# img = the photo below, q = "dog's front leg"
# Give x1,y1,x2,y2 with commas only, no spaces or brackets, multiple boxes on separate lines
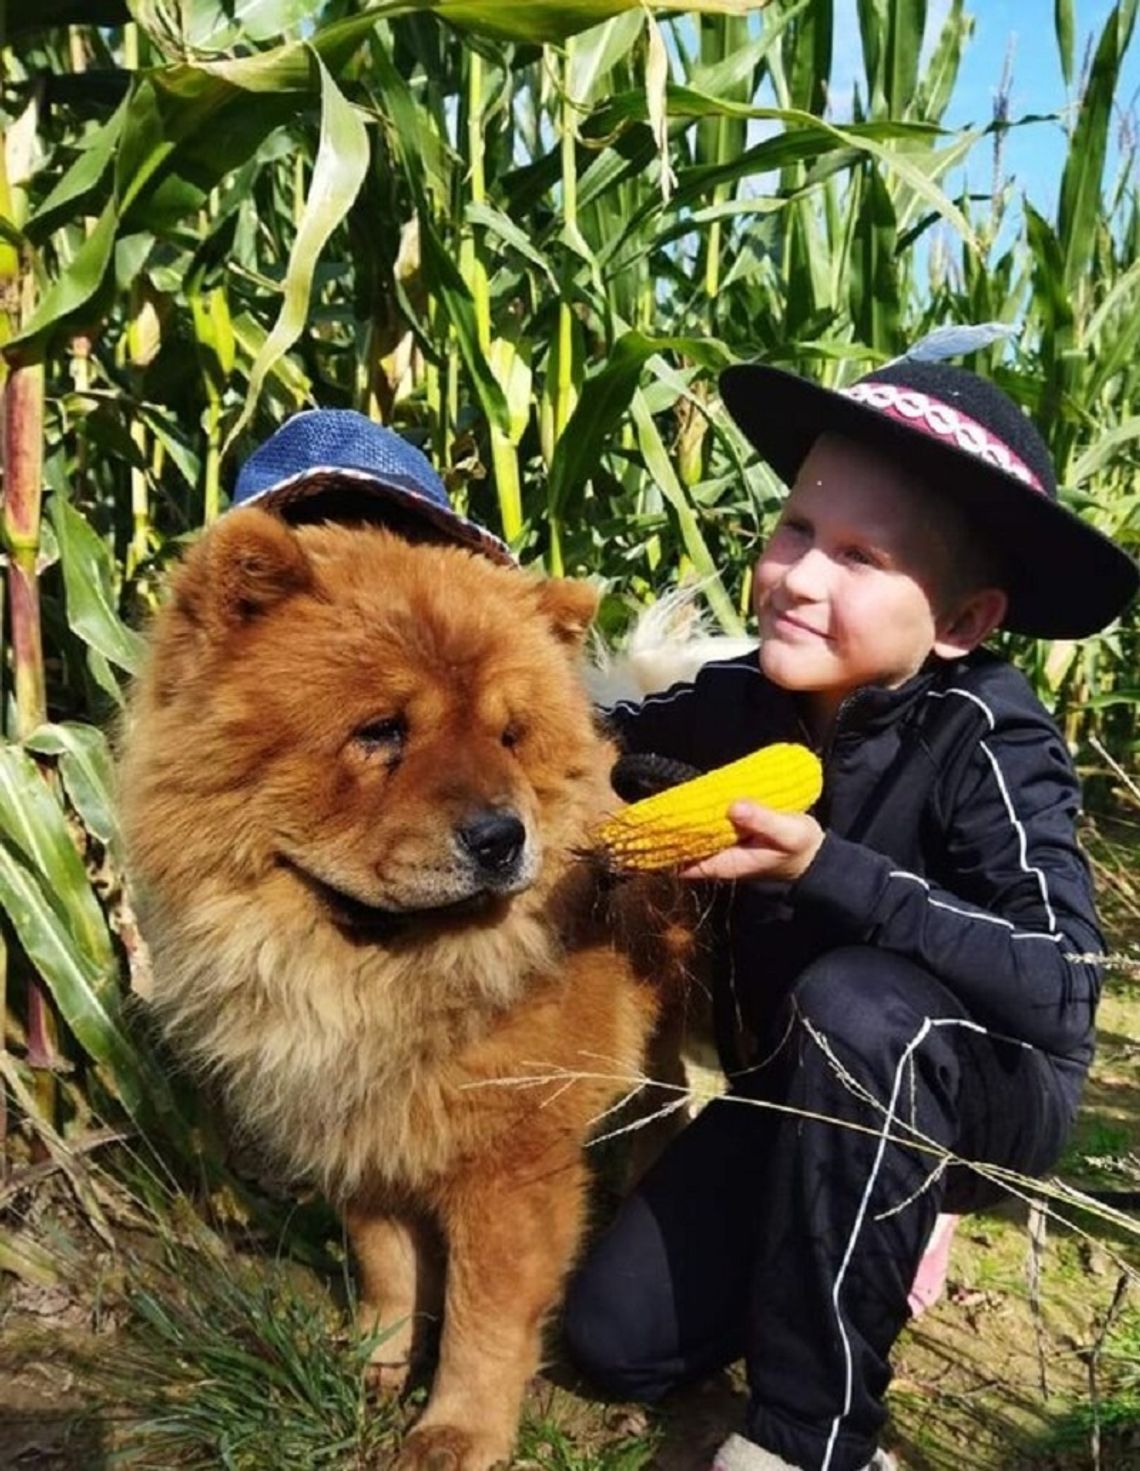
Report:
345,1199,443,1394
394,1152,586,1471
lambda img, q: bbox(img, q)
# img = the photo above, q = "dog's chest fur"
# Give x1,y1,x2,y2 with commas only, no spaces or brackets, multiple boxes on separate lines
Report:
145,878,643,1199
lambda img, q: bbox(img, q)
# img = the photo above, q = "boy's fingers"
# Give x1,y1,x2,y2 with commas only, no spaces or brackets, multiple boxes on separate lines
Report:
726,801,808,848
679,847,765,881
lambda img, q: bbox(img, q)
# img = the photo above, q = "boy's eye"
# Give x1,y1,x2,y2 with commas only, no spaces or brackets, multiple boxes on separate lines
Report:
843,545,880,568
772,516,811,548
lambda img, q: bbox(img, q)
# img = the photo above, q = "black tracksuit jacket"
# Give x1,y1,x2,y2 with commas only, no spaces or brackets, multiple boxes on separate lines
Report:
606,648,1104,1113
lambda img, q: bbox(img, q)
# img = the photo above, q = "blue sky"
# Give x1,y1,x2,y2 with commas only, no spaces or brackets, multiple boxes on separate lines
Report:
831,0,1139,217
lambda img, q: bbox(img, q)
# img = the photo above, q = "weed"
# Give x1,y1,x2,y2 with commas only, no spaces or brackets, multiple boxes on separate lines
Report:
516,1413,660,1471
98,1211,403,1469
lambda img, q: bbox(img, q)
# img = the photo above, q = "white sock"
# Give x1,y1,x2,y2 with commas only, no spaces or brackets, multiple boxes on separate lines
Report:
710,1435,804,1471
711,1433,899,1471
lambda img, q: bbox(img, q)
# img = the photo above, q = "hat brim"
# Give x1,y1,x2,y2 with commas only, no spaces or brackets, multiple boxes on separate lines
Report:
235,466,517,568
720,363,1138,638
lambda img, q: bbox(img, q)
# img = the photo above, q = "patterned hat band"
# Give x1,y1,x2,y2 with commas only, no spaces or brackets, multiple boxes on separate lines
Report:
841,382,1045,495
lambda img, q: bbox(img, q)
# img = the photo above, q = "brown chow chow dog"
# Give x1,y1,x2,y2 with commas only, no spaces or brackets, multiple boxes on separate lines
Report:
119,506,695,1471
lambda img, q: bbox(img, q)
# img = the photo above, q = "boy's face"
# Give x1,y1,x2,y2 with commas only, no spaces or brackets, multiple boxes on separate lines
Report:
753,433,967,728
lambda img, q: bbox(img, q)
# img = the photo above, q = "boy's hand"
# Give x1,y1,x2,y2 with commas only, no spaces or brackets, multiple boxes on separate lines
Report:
679,802,824,884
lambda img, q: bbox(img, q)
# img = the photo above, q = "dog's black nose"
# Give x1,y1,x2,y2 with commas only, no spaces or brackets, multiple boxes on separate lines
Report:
458,810,526,875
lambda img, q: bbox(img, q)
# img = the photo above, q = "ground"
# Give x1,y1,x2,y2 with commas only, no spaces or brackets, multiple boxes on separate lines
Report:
2,931,1139,1469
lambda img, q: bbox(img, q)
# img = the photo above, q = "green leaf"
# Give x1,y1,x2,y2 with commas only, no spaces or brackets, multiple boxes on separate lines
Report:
1070,416,1140,487
850,163,900,354
884,0,925,120
466,201,558,290
568,9,644,102
1056,0,1076,89
230,312,313,406
547,331,729,518
0,746,117,981
129,0,325,53
913,0,971,126
6,202,117,356
222,47,370,456
26,723,120,851
630,389,743,636
1058,0,1138,295
588,89,975,252
417,209,511,434
782,0,832,117
0,840,147,1122
27,100,129,240
434,0,769,46
46,497,148,676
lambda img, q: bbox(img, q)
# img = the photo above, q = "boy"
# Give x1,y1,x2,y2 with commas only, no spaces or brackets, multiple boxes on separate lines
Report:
563,359,1139,1471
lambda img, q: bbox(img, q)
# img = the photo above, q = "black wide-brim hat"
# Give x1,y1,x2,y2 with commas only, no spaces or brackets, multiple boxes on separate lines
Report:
720,359,1138,638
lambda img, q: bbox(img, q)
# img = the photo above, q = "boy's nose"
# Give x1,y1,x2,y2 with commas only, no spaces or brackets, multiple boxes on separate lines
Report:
781,546,830,599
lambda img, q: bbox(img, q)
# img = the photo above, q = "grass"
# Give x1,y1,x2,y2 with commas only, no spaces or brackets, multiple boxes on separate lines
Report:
1044,1303,1140,1452
90,1199,405,1469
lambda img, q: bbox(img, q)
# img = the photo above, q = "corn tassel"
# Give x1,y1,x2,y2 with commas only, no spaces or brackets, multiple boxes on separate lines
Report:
595,743,822,872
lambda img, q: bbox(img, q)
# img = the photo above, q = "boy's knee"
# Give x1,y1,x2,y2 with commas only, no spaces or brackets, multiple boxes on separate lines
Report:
562,1270,659,1400
792,947,966,1063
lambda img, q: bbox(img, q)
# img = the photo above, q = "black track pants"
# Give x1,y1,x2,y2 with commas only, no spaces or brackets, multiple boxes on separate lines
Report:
563,947,1077,1471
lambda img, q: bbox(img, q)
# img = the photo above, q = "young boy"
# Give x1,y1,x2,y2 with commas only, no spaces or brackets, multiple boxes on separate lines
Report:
563,359,1139,1471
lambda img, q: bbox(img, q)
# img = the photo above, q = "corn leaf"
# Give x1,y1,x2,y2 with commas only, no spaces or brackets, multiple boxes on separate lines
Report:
0,746,117,982
630,388,743,636
129,0,325,52
47,497,148,675
6,202,117,355
1058,0,1138,297
1055,0,1076,89
0,840,148,1121
222,48,370,456
26,723,120,852
434,0,770,46
548,331,728,518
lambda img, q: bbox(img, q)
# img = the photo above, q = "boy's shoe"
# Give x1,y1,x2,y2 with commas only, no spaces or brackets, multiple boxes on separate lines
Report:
907,1212,960,1317
710,1434,898,1471
710,1435,801,1471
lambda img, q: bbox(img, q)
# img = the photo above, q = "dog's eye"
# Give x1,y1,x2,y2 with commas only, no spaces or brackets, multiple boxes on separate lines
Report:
502,723,523,750
354,716,407,755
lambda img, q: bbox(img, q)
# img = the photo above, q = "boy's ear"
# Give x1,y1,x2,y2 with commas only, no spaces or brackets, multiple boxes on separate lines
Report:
933,586,1008,659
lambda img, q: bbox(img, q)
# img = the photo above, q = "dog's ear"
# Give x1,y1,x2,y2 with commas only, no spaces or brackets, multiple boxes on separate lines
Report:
177,508,313,636
534,578,599,650
143,510,312,707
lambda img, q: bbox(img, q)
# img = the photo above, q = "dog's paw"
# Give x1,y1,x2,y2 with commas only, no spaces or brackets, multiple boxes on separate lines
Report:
364,1358,412,1396
393,1424,508,1471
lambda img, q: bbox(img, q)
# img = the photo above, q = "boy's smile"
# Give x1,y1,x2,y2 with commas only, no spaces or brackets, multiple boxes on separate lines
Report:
753,433,999,737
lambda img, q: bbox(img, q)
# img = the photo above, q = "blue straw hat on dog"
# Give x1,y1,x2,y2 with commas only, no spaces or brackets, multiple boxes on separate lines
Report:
232,409,515,567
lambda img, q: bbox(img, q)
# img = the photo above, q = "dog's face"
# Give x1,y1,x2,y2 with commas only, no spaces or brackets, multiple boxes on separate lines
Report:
128,509,607,930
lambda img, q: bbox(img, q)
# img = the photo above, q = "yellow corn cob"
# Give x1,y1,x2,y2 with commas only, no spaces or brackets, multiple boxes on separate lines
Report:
595,743,822,872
